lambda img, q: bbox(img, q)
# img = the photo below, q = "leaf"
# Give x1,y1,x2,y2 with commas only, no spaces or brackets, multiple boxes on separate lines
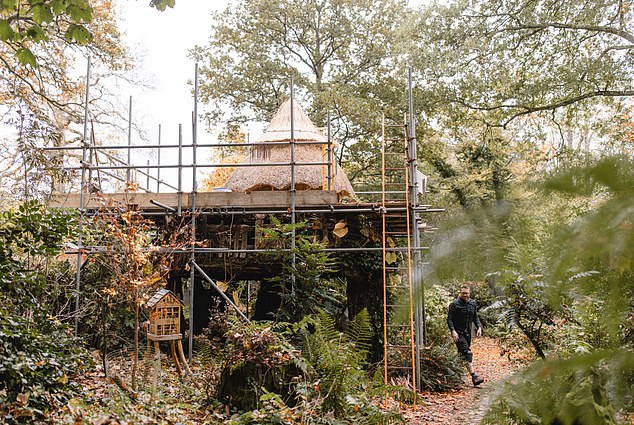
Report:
66,4,93,22
50,0,65,14
30,4,53,24
16,48,36,67
0,19,14,41
333,221,348,238
64,24,92,45
216,280,229,292
150,0,176,11
57,372,69,384
16,392,29,405
386,252,398,264
26,25,47,42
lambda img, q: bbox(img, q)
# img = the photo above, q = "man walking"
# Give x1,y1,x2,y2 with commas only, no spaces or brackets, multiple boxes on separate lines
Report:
447,285,485,386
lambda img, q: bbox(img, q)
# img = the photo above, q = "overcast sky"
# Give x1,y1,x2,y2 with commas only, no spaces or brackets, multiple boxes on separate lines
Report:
117,0,229,144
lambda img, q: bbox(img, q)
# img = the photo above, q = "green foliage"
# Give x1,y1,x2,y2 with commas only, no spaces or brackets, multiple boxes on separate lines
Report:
0,0,93,64
0,201,91,422
216,318,303,411
260,218,346,322
0,307,92,419
423,284,453,345
293,310,373,418
149,0,176,11
483,350,634,425
191,0,413,178
411,0,633,129
433,156,634,420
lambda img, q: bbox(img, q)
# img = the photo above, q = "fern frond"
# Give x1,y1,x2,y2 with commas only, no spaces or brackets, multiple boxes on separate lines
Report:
346,308,372,356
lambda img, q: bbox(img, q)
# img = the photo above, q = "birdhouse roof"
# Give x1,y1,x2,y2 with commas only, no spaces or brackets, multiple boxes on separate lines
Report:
146,288,183,308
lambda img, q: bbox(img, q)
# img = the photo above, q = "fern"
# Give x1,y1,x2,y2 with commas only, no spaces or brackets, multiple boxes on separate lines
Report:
345,308,372,357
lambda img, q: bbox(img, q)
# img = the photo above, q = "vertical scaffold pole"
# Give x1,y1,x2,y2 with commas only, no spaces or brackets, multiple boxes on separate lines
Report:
178,125,183,216
327,112,332,191
157,124,162,193
75,56,91,336
381,113,388,406
290,77,296,295
189,63,199,361
127,96,132,185
408,67,425,391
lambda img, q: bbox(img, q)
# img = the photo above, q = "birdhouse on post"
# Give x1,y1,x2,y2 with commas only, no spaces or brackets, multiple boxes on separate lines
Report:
144,289,198,387
146,289,183,341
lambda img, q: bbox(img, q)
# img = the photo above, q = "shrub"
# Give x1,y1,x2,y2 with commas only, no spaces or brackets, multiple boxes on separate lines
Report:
216,319,303,411
0,306,92,422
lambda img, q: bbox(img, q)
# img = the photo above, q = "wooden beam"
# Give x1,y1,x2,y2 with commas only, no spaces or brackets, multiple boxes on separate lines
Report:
48,190,339,209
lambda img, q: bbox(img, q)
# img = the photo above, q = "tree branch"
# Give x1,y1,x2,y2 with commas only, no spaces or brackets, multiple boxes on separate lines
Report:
455,89,634,127
503,22,634,45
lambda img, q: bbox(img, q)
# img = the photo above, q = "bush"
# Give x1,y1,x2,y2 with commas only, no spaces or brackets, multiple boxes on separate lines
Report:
483,350,633,425
418,345,465,392
0,306,93,422
215,318,303,411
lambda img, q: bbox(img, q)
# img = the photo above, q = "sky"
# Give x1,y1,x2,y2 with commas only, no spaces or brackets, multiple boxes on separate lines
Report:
117,0,229,143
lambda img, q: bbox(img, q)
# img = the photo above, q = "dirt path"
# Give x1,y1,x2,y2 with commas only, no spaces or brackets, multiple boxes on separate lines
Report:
402,337,519,424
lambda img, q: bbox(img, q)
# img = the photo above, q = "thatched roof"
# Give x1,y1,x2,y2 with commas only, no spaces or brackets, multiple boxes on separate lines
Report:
224,100,355,199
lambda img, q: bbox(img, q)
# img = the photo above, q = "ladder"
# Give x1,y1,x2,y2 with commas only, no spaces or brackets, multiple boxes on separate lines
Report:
381,114,417,406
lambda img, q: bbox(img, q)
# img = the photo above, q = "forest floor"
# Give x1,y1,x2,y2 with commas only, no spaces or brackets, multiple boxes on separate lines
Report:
401,337,522,425
43,337,525,424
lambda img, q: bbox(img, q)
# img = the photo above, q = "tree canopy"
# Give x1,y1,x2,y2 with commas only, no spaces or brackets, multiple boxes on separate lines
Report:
410,0,634,128
191,0,414,168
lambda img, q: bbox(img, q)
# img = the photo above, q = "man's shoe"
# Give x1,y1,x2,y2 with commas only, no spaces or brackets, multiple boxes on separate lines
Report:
471,373,484,386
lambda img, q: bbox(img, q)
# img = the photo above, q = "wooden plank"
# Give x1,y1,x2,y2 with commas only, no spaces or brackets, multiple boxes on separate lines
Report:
48,192,190,210
147,333,182,342
49,190,339,209
194,190,338,207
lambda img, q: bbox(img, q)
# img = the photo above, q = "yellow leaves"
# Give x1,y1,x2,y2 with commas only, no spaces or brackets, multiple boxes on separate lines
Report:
102,287,117,297
201,154,247,190
385,252,398,265
125,182,139,192
216,280,229,292
333,220,348,238
57,373,69,385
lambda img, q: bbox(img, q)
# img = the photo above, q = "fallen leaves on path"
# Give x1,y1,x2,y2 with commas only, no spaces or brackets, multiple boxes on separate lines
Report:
402,337,521,425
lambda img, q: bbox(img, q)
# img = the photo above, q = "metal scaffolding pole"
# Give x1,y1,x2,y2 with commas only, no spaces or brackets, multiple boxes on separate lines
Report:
327,112,333,191
290,77,296,295
178,124,183,216
188,63,199,361
127,96,132,185
408,67,426,391
41,139,332,151
74,56,91,336
157,124,162,193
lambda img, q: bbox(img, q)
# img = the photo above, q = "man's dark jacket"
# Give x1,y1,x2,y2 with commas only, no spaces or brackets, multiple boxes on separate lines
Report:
447,297,482,336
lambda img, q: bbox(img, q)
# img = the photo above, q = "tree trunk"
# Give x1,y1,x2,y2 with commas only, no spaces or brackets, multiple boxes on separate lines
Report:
132,301,139,390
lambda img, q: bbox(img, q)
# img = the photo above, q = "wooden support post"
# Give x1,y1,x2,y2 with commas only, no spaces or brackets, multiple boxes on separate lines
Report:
176,340,200,389
170,340,182,375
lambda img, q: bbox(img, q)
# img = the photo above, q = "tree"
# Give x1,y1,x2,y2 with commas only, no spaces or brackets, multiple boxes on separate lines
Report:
89,198,190,389
191,0,414,171
410,0,634,129
403,0,634,209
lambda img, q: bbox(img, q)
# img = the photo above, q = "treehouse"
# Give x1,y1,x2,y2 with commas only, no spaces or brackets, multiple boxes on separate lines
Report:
47,96,430,386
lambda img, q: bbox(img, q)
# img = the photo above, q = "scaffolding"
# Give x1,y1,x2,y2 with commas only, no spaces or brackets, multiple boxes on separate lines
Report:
41,59,441,389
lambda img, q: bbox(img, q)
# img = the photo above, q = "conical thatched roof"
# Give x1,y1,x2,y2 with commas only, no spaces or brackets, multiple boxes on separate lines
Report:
224,100,355,199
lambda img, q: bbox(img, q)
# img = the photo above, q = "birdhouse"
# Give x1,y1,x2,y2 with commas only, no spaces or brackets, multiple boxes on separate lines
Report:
146,289,184,341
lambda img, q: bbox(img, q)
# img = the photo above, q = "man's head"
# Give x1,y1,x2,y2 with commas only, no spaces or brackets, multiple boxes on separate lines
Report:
459,285,471,301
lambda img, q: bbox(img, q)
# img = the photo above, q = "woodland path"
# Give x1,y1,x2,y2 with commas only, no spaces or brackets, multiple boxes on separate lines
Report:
402,337,520,424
